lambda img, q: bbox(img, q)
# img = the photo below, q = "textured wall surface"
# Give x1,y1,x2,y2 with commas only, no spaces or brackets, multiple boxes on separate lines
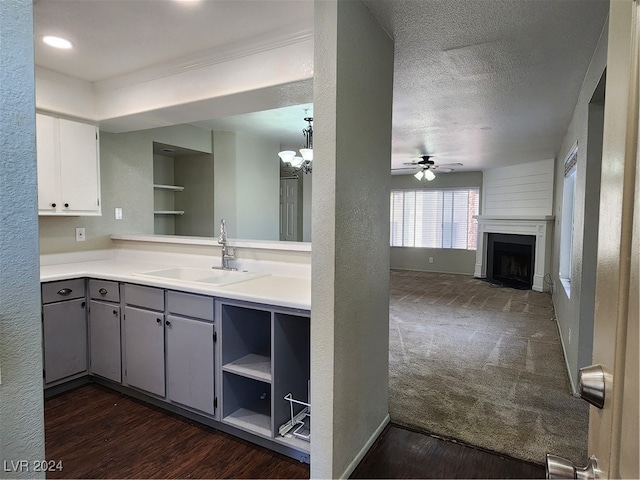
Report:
0,1,47,477
311,1,394,477
551,20,607,390
39,124,212,254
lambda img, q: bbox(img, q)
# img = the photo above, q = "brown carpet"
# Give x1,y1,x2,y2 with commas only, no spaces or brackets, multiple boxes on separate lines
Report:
389,269,589,466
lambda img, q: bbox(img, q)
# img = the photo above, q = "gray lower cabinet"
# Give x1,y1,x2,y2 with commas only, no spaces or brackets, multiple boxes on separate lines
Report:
166,315,215,415
123,305,165,397
42,279,88,384
89,300,121,382
89,279,121,382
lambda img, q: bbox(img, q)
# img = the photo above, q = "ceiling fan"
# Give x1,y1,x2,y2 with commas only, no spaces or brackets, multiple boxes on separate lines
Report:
393,155,463,181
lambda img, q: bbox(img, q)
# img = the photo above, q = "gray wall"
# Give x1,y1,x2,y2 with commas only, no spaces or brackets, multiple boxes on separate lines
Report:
311,1,394,477
236,132,279,240
175,152,215,237
39,124,212,254
552,21,607,390
214,131,280,240
0,1,46,476
389,171,483,274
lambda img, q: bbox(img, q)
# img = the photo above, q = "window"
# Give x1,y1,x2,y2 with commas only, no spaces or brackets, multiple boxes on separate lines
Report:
390,188,479,249
559,144,578,296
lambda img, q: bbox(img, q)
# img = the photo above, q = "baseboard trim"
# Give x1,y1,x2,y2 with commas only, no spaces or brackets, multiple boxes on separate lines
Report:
338,413,390,479
552,314,579,395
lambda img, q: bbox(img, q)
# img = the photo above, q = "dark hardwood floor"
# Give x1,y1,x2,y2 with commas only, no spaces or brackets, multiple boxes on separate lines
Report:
44,384,309,479
351,424,545,479
45,384,544,479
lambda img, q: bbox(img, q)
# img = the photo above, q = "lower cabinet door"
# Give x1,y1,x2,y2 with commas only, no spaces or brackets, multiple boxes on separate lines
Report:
166,315,215,415
124,306,165,397
43,299,88,383
90,300,121,382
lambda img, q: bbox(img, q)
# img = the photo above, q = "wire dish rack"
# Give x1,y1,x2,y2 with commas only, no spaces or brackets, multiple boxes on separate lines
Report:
278,393,310,442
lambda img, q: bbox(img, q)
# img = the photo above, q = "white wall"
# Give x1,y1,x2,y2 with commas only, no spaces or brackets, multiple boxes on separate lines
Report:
389,171,482,274
311,1,394,477
34,36,313,133
0,1,46,476
482,159,554,216
552,20,608,391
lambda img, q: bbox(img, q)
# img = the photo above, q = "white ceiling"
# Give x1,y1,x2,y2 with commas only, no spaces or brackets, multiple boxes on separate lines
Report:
33,0,609,172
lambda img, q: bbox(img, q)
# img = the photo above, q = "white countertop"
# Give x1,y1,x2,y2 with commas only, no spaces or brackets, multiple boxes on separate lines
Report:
40,251,310,311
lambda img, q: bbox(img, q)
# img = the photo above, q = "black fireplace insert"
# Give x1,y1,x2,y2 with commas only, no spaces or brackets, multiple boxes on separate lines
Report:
486,233,535,289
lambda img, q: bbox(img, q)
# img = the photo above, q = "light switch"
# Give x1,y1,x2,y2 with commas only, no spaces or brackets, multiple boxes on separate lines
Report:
75,227,86,242
115,207,123,220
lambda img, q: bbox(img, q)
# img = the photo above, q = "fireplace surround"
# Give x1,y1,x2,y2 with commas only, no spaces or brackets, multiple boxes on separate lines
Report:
486,233,536,289
474,215,554,292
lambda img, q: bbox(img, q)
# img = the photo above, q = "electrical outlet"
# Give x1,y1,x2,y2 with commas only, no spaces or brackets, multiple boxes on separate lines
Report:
115,207,123,220
429,257,434,264
75,227,86,242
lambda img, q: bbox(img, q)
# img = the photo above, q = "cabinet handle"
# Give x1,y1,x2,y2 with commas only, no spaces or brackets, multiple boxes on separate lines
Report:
81,302,86,308
113,309,118,316
99,288,108,295
57,288,72,296
64,203,69,208
165,320,171,327
156,318,162,324
51,203,57,208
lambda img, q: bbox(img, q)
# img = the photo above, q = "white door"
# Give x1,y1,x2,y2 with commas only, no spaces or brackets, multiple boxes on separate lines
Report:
587,1,638,477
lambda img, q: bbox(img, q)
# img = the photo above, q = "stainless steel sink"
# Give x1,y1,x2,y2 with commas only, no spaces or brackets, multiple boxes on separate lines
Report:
134,266,267,287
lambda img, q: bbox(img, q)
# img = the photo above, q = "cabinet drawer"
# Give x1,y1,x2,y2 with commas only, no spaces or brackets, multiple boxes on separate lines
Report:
89,279,120,303
124,284,164,311
167,291,214,321
42,278,86,304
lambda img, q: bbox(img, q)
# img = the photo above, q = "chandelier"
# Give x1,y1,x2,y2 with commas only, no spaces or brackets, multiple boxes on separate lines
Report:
278,116,313,174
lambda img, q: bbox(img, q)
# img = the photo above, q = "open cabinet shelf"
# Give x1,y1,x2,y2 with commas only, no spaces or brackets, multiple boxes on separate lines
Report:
222,353,272,383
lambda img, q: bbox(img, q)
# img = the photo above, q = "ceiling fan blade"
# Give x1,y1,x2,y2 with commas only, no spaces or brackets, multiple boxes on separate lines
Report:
433,167,454,173
434,162,463,168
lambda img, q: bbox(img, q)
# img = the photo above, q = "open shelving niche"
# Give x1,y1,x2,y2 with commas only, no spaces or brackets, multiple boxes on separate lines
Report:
153,184,184,216
217,300,310,454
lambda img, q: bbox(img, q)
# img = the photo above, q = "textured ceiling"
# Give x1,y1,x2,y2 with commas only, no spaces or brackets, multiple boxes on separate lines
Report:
364,0,609,171
33,0,609,172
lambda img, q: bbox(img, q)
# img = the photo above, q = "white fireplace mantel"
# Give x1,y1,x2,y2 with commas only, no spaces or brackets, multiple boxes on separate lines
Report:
474,215,555,292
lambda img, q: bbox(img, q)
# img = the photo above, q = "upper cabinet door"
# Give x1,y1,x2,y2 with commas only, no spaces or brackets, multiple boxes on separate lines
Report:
36,113,101,216
36,114,60,212
58,118,100,213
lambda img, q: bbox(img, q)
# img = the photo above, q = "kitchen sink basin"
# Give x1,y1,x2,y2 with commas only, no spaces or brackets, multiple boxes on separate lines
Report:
134,266,267,287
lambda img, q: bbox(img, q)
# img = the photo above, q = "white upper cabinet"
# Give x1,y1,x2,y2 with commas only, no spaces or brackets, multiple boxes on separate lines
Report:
36,113,101,216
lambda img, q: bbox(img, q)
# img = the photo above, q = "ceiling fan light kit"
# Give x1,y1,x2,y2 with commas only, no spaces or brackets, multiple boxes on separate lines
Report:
395,154,462,181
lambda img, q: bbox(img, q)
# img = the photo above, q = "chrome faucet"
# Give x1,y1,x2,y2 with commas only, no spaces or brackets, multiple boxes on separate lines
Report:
217,219,236,270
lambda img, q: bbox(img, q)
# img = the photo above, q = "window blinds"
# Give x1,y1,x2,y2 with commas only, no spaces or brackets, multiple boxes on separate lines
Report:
390,188,479,249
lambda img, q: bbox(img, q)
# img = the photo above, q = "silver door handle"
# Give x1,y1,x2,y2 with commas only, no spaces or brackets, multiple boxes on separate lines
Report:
579,364,605,409
546,454,599,479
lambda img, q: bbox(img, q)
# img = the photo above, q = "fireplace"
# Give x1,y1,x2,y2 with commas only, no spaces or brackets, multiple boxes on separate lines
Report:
486,233,535,289
474,215,553,293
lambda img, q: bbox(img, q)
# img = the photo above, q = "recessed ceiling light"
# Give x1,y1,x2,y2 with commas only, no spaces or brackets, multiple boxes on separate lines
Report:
42,35,73,49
